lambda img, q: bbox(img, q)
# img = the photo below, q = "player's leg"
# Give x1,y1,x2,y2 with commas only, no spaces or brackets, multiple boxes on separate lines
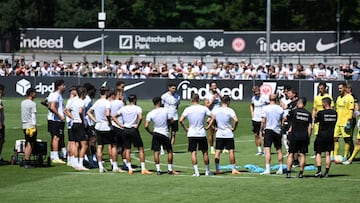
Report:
253,121,263,155
189,138,199,176
214,138,222,174
274,133,283,175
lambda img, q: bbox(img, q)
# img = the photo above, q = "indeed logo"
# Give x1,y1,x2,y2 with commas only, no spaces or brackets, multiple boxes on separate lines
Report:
20,36,63,49
35,82,55,94
256,37,305,52
176,81,243,100
193,36,224,50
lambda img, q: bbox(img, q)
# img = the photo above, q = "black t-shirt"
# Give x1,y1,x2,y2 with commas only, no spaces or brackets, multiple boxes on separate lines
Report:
343,69,353,80
288,108,312,141
315,109,337,138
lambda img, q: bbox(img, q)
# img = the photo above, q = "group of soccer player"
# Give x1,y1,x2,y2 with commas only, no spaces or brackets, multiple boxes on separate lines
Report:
251,81,359,178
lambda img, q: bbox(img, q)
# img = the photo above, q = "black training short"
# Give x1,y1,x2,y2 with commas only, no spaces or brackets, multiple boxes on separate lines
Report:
314,135,334,153
23,129,37,144
168,120,179,132
49,121,65,138
122,128,144,149
215,138,235,150
72,123,87,142
0,125,4,140
263,129,282,150
96,130,115,145
151,132,172,151
112,126,125,148
252,121,261,134
188,137,208,152
288,140,308,154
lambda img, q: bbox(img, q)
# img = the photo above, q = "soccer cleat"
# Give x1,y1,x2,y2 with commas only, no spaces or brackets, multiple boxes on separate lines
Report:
192,173,200,177
99,168,107,173
343,160,352,165
286,173,291,178
76,166,90,171
128,170,134,175
232,170,242,175
256,152,264,156
276,169,283,175
260,170,271,175
215,170,222,175
210,148,215,155
205,171,213,176
156,171,162,175
112,168,125,173
168,170,179,175
141,169,153,175
298,173,304,178
52,159,66,164
292,160,299,167
314,171,322,178
23,164,35,169
323,173,329,178
222,149,229,154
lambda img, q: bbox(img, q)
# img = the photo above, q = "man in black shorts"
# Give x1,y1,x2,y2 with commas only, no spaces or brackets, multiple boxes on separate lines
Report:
145,96,179,175
286,97,312,178
314,97,337,178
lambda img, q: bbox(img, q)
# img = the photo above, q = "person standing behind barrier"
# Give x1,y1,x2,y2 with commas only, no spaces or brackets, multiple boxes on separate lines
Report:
333,83,354,160
180,93,214,177
145,96,179,175
250,86,269,156
286,97,312,178
21,88,37,169
112,94,153,175
259,94,285,175
47,80,66,164
161,83,181,150
208,95,241,175
204,82,222,154
314,97,337,178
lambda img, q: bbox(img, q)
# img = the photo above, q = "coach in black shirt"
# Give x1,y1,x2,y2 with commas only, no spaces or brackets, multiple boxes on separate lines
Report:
286,97,312,178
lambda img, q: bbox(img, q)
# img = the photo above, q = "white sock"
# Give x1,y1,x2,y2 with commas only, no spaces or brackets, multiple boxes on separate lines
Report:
141,162,146,170
231,164,236,170
110,159,113,165
74,157,79,167
84,154,89,161
257,146,262,153
122,159,127,164
193,164,199,174
98,161,104,170
52,151,59,160
266,164,270,172
70,156,75,166
215,163,220,171
211,146,215,151
112,161,118,169
205,164,210,173
127,162,133,170
156,164,161,172
79,158,84,167
168,164,173,172
61,147,67,157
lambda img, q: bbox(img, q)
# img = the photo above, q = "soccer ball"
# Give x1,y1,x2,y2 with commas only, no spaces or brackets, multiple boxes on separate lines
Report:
334,155,344,164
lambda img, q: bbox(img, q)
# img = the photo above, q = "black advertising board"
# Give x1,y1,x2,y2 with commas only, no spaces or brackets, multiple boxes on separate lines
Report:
19,28,360,55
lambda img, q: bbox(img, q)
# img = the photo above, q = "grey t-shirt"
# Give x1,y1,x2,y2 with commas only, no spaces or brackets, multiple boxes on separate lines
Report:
21,99,37,129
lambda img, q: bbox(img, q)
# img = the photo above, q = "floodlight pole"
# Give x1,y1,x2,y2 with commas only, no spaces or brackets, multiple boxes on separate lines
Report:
101,0,105,65
266,0,271,64
336,0,341,55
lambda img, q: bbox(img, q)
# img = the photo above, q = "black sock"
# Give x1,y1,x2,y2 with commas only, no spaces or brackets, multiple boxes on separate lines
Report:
317,166,321,173
325,168,329,174
299,170,303,174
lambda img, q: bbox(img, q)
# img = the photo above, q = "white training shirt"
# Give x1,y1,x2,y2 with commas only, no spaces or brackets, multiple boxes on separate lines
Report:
181,104,211,137
47,91,64,122
212,106,237,138
261,104,284,134
251,95,269,122
146,107,170,137
90,98,111,131
110,99,125,128
21,99,37,129
204,91,221,111
69,97,85,123
161,91,180,120
83,95,93,127
117,104,142,128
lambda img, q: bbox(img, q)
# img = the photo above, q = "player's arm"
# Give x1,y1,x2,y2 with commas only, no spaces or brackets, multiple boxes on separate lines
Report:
64,107,74,120
136,112,142,129
87,109,97,123
260,116,266,137
105,108,112,126
79,106,84,125
205,114,215,130
144,120,152,135
232,116,238,132
307,119,312,140
49,101,64,121
179,115,188,132
250,103,254,118
204,97,212,109
111,111,124,128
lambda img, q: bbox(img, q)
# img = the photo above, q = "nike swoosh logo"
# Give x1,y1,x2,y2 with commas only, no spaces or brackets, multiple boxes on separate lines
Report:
124,82,145,91
316,37,353,52
73,35,108,49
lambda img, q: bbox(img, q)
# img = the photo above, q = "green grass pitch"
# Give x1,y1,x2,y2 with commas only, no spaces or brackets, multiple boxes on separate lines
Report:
0,97,359,202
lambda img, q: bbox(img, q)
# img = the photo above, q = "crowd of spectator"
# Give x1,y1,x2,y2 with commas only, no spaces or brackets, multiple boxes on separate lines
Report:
1,56,359,81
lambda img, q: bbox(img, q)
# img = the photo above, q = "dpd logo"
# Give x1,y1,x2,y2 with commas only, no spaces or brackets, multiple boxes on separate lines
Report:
194,36,206,50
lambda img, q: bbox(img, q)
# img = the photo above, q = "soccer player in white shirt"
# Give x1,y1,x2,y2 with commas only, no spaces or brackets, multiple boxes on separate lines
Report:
208,95,241,175
161,84,181,148
250,86,269,155
112,94,153,175
260,94,285,175
145,96,179,175
204,82,222,154
64,86,78,168
21,88,37,169
180,93,214,177
47,79,66,164
87,87,120,173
